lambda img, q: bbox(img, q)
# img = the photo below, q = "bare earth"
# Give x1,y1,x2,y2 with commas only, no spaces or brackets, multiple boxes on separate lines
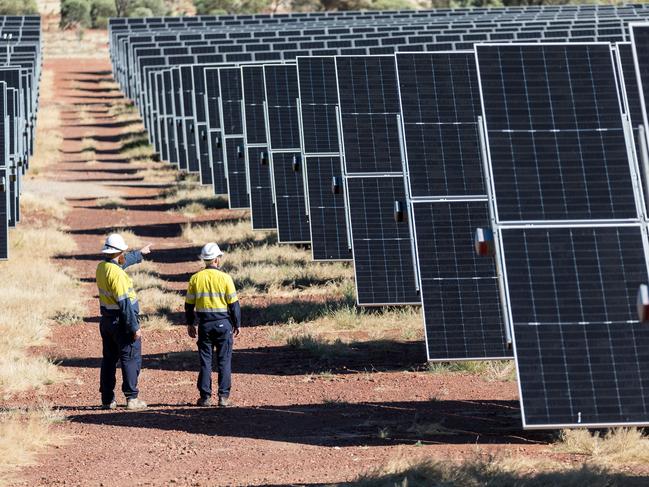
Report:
6,52,570,487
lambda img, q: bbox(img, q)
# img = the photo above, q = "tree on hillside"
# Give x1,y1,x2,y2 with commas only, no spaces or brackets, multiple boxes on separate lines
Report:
0,0,38,14
114,0,166,17
194,0,269,15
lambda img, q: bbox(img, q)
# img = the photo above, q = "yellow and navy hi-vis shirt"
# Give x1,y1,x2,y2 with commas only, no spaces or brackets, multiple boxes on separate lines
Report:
96,260,140,332
185,268,241,326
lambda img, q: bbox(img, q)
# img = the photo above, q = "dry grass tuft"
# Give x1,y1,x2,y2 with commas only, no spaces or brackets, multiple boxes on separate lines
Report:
130,268,166,292
0,225,83,395
80,137,96,156
0,408,66,483
426,360,517,382
351,453,644,487
163,184,228,215
95,197,127,210
555,428,649,467
20,192,69,221
181,218,261,247
139,315,176,332
29,100,62,174
136,163,180,183
138,288,181,316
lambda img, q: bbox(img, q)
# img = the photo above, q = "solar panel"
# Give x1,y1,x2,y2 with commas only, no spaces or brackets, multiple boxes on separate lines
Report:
337,56,403,174
219,67,249,208
396,51,510,361
615,42,647,213
631,23,649,153
336,55,419,305
241,65,275,230
180,65,199,173
346,176,419,305
191,64,212,185
477,43,649,428
204,67,227,195
171,67,187,170
0,82,7,260
6,88,16,228
263,64,310,243
297,56,351,261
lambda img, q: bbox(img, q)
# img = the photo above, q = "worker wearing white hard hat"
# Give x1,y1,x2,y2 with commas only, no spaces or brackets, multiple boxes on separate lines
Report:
96,233,153,411
185,242,241,407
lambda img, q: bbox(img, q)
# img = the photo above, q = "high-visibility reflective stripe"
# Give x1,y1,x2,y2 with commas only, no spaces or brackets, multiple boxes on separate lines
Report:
226,292,237,300
196,307,228,313
185,294,196,300
98,288,113,298
100,303,120,310
195,292,226,298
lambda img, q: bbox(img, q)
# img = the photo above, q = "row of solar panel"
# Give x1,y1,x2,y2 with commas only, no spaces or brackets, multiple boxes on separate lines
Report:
110,9,649,430
0,18,42,261
111,6,649,99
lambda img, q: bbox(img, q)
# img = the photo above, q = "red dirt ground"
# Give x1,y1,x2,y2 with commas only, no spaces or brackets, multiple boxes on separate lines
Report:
6,54,632,486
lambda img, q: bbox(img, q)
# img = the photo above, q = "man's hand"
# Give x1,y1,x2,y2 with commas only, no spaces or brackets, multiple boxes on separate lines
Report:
140,244,153,255
187,324,197,338
233,327,240,337
134,329,142,340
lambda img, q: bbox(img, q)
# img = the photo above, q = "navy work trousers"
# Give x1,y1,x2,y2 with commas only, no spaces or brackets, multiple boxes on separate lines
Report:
99,316,142,404
197,320,233,399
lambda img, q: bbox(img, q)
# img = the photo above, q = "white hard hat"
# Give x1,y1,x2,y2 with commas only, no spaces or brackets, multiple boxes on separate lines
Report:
199,242,223,260
102,233,129,254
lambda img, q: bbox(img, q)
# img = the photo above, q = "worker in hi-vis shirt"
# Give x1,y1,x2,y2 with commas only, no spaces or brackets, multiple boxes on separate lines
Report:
96,233,151,410
185,242,241,407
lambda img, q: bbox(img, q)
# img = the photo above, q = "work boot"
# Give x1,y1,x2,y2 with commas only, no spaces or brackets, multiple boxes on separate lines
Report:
218,396,232,408
196,397,212,407
101,400,117,410
126,398,147,410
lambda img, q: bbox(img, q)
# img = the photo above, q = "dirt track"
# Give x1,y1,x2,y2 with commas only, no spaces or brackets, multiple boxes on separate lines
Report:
5,52,563,487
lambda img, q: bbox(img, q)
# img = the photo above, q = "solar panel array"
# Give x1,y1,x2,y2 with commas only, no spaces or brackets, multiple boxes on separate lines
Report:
0,16,42,260
110,5,649,429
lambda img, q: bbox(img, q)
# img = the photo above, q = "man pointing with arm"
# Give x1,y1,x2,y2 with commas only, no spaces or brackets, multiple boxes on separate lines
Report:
185,242,241,407
96,233,151,410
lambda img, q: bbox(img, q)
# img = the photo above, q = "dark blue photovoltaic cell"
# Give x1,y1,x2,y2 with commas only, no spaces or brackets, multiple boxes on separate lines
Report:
346,176,419,305
171,68,187,171
204,68,221,130
479,43,649,428
631,24,649,134
211,131,227,195
271,152,310,243
0,167,7,260
219,68,244,136
242,65,267,145
196,123,212,185
297,57,340,154
480,44,623,131
247,146,276,230
478,44,636,222
306,156,351,260
397,52,485,198
264,64,301,150
503,226,649,426
336,56,402,174
225,137,249,209
413,201,509,360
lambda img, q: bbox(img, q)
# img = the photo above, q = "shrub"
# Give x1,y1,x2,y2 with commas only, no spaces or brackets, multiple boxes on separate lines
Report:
194,0,269,15
128,6,153,16
90,0,116,28
60,0,91,29
0,0,38,14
